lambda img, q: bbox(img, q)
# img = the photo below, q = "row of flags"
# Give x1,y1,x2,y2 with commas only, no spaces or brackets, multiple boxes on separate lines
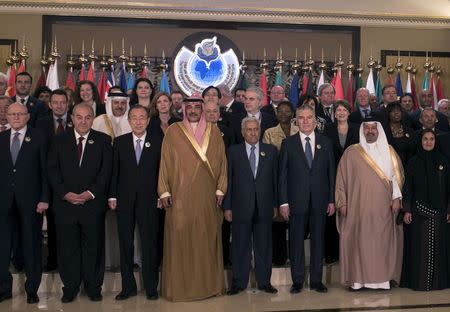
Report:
5,59,171,102
249,66,445,111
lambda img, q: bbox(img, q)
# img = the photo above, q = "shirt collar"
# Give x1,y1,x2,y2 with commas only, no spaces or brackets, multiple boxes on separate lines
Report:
53,113,67,122
74,129,90,140
11,125,27,135
245,141,259,150
225,99,234,109
133,131,147,141
299,130,315,141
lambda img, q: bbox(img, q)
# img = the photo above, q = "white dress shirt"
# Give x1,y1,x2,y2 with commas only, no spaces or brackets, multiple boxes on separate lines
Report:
299,131,316,158
133,131,146,151
74,130,89,166
53,113,68,130
16,95,29,105
225,99,234,112
247,111,261,120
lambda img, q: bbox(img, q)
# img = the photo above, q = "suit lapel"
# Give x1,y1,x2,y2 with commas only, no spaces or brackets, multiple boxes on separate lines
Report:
312,134,322,168
138,133,152,166
80,131,95,168
14,128,32,166
239,144,254,178
1,129,13,167
255,144,267,180
294,134,309,167
127,133,139,166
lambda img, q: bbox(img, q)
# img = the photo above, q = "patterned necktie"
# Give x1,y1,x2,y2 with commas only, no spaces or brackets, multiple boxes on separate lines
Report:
135,139,142,164
20,98,25,105
56,118,64,134
249,145,256,178
11,132,20,165
362,109,369,118
77,137,85,163
305,136,313,168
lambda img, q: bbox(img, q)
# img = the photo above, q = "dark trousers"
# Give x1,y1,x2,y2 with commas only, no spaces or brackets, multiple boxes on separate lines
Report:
55,204,106,297
231,220,272,288
0,198,43,294
11,210,24,270
272,221,288,265
45,205,58,268
324,214,339,263
222,219,231,265
117,198,159,295
289,213,326,285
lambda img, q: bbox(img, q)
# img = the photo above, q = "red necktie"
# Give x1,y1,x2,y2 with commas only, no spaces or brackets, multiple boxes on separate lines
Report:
77,137,85,163
56,118,64,135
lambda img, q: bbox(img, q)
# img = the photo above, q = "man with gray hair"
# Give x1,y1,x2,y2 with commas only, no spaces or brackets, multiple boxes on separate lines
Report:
0,72,7,96
0,96,12,131
224,116,278,295
410,89,449,131
349,88,382,124
317,83,336,123
218,84,245,116
437,99,450,125
229,86,277,143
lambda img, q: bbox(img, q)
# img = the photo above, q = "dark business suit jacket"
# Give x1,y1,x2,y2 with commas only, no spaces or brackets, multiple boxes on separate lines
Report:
217,121,236,149
260,104,276,117
409,109,449,132
220,100,245,127
323,122,360,165
438,133,450,162
316,104,333,124
47,129,112,207
147,116,180,139
348,109,383,125
11,95,48,126
229,111,278,143
35,114,73,145
278,132,335,215
224,143,278,223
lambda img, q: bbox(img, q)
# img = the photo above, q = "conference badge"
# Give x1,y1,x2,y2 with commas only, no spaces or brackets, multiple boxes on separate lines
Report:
316,144,322,150
145,142,151,148
88,139,94,145
25,136,31,142
67,122,73,128
260,151,266,157
438,165,444,171
405,133,410,138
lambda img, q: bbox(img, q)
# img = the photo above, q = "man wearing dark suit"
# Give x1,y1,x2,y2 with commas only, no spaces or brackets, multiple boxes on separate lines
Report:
279,105,335,294
204,102,235,266
229,87,277,143
109,105,162,301
218,84,245,121
47,103,112,303
234,87,246,104
261,85,285,117
11,72,48,126
349,88,383,124
35,89,73,272
409,89,449,132
224,117,278,295
316,83,336,124
0,103,49,304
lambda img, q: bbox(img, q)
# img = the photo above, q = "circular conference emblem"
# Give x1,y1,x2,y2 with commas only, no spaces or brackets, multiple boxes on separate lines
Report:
173,33,241,95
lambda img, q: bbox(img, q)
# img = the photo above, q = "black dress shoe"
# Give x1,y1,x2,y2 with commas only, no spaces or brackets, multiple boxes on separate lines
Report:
258,284,278,294
226,285,244,296
27,293,39,304
290,283,303,294
61,294,75,303
310,282,328,293
115,289,137,301
146,291,159,300
43,264,58,272
88,293,103,302
0,291,12,302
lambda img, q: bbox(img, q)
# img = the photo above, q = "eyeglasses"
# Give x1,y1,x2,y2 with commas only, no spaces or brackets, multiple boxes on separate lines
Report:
7,113,28,117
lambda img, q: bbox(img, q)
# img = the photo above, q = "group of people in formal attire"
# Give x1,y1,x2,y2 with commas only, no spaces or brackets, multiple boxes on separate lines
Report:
1,70,450,305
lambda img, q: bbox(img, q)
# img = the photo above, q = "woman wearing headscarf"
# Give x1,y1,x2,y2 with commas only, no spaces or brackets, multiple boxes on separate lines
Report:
402,129,450,291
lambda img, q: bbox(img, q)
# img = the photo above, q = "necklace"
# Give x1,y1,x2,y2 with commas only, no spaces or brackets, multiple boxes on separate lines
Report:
390,124,404,138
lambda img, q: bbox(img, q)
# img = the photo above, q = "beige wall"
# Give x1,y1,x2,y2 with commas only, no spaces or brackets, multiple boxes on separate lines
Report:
0,14,42,83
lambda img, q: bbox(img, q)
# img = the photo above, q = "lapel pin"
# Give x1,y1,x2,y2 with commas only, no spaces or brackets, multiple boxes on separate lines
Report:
88,139,94,144
229,109,233,113
260,151,266,157
438,165,444,170
24,136,31,142
67,122,73,128
220,132,224,137
145,142,151,148
316,144,321,150
405,133,410,138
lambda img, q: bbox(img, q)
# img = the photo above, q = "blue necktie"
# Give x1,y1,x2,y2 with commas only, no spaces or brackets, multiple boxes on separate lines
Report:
11,132,20,165
363,109,369,118
249,145,256,178
305,136,313,168
135,139,142,164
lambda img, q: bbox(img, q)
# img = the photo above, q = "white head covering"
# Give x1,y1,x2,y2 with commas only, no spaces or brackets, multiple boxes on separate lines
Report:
359,121,401,199
105,92,131,136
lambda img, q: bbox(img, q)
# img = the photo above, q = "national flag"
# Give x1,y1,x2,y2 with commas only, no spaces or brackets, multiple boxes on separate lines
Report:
375,72,383,104
331,72,336,87
411,75,418,110
346,70,354,110
141,66,147,79
79,64,86,82
289,73,299,108
275,71,283,87
386,74,393,86
306,70,314,96
118,63,127,92
97,70,108,103
18,60,25,73
36,67,47,89
395,72,403,97
238,73,248,90
317,70,325,96
127,69,135,91
65,68,76,90
5,64,16,98
159,71,170,94
46,59,59,90
107,67,115,91
301,71,309,96
366,68,375,94
334,70,345,100
87,61,95,83
436,76,444,101
430,74,438,109
422,71,430,90
259,71,268,106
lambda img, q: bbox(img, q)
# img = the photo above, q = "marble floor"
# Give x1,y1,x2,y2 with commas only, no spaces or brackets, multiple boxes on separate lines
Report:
2,284,450,312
